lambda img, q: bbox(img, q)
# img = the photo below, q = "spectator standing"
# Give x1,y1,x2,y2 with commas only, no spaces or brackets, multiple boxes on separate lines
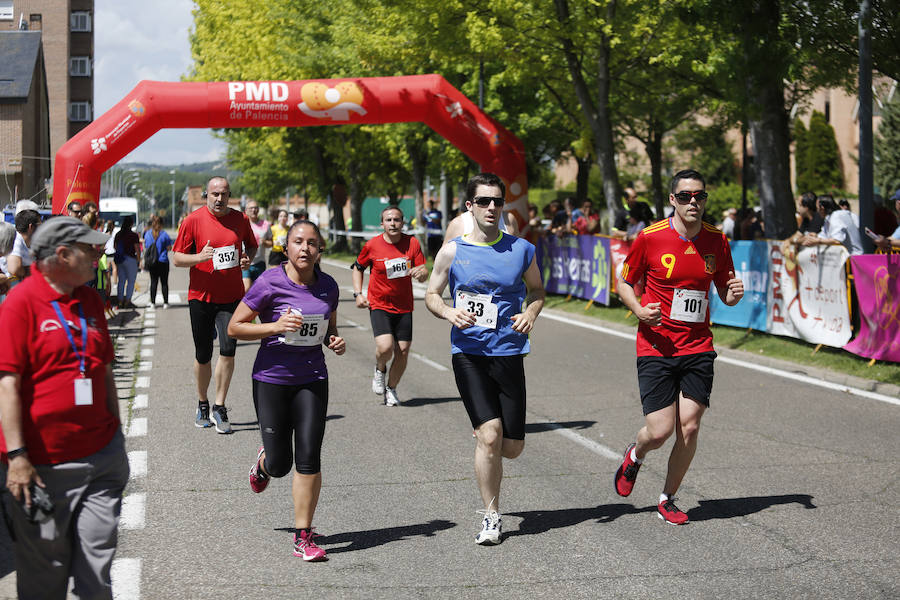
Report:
0,209,40,291
573,200,601,235
266,210,289,267
0,222,16,297
802,195,863,255
872,189,900,250
113,216,141,309
838,199,859,227
143,215,173,308
66,201,83,219
423,199,444,259
0,217,129,599
721,208,737,239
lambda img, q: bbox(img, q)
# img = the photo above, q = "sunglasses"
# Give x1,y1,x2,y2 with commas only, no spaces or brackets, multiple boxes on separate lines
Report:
471,196,505,207
673,190,708,203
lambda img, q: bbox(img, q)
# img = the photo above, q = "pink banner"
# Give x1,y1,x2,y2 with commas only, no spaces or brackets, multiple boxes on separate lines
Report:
844,254,900,363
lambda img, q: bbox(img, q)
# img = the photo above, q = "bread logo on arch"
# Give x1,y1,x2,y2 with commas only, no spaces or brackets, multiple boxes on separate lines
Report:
298,81,367,121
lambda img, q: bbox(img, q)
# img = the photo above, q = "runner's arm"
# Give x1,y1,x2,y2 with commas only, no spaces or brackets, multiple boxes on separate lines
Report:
616,272,661,326
325,312,345,355
351,265,368,308
425,242,476,329
511,255,545,333
170,239,214,267
227,301,302,340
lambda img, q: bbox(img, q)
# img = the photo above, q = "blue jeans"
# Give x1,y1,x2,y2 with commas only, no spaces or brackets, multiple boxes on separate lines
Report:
116,256,137,303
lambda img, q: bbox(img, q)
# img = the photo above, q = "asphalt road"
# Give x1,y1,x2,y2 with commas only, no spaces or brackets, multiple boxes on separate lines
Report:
3,258,898,599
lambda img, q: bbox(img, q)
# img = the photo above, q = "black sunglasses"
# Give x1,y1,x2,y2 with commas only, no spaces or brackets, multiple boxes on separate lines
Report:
471,196,505,207
673,190,708,203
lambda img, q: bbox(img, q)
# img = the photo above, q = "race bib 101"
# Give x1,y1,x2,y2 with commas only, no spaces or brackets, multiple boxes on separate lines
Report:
384,256,410,279
670,288,708,323
455,290,498,329
213,244,238,270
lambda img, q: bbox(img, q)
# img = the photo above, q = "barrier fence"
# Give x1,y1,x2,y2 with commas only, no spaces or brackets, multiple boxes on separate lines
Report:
536,235,900,363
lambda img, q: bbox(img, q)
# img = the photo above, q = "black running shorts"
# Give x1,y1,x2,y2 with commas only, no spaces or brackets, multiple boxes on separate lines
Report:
636,351,716,415
452,353,526,440
188,299,240,363
369,309,413,341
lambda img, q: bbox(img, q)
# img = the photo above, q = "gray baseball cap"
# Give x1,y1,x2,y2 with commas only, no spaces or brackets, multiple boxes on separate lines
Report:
30,216,110,261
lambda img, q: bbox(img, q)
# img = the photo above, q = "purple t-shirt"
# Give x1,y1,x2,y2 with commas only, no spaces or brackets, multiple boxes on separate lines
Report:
242,266,339,385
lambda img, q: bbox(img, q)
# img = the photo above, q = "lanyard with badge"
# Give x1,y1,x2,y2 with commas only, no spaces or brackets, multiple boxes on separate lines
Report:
51,301,92,406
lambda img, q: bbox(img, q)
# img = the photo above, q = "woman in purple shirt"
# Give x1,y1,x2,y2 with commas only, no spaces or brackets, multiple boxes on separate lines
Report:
227,220,345,562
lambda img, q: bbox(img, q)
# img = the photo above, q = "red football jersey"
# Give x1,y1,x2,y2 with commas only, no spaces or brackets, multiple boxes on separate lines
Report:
356,234,425,314
173,207,258,303
0,271,118,464
621,218,734,357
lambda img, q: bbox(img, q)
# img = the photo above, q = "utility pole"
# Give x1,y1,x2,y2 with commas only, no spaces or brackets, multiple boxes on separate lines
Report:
858,0,874,253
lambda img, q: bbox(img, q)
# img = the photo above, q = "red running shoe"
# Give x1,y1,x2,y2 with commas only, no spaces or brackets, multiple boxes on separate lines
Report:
293,528,327,561
614,443,641,497
657,497,689,525
249,446,269,493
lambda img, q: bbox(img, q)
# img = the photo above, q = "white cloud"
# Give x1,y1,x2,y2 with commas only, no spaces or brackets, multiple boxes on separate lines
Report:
95,1,224,165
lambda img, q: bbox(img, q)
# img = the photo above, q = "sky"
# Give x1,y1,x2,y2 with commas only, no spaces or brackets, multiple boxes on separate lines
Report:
94,0,225,166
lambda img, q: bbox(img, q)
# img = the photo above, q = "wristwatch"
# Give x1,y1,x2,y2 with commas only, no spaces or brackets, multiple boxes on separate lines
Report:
353,292,362,298
6,447,27,459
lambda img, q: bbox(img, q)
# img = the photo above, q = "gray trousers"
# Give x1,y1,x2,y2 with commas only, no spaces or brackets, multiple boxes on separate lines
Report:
1,431,129,600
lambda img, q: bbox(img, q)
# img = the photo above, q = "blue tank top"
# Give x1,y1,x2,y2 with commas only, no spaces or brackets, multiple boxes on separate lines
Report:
449,232,536,356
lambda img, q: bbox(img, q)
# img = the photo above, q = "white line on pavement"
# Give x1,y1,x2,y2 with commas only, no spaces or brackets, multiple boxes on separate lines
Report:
138,361,152,372
125,418,146,438
342,318,367,331
127,451,147,479
410,352,449,372
140,338,154,346
111,558,141,600
133,394,148,409
120,494,146,530
142,349,153,357
541,309,900,408
135,377,150,389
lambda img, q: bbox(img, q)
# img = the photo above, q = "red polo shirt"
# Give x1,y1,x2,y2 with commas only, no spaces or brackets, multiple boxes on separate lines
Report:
0,270,118,464
173,207,258,303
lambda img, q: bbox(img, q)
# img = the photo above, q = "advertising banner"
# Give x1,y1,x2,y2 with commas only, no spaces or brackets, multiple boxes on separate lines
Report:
766,243,851,347
537,235,611,305
608,238,631,295
709,241,769,330
844,254,900,362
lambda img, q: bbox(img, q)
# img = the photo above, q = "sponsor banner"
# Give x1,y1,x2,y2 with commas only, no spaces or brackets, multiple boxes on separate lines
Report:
710,241,769,330
609,238,630,295
844,254,900,362
537,235,611,305
766,243,851,347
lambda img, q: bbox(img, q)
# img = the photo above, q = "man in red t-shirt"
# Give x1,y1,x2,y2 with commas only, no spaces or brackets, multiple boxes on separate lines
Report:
0,216,129,598
351,206,426,406
613,169,744,525
172,176,257,434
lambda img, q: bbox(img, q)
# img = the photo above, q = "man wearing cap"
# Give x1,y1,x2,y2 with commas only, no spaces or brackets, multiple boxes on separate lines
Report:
171,176,257,434
0,217,129,600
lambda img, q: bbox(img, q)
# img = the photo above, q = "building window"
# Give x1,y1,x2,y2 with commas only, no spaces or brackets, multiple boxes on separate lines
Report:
69,101,92,122
0,1,14,21
71,11,91,32
70,56,91,77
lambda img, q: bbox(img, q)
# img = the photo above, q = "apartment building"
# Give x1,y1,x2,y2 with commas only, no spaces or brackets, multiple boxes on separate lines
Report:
0,0,93,164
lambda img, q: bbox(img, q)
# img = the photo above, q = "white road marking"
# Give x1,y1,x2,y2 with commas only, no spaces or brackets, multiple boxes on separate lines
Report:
541,309,900,408
410,352,449,372
125,418,146,438
138,361,152,372
141,337,154,346
133,394,148,409
342,318,367,331
120,493,146,530
135,377,150,389
142,349,153,357
128,451,147,478
535,418,622,461
111,558,141,600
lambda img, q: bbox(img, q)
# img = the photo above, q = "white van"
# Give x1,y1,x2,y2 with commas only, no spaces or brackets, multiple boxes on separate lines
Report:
99,197,139,228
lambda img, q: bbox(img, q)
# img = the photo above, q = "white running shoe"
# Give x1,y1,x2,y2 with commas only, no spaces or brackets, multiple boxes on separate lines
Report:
475,509,502,545
372,366,386,395
384,386,399,406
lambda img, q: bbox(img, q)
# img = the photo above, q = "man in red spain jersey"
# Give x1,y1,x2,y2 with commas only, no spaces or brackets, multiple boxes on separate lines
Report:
614,169,744,525
172,176,258,434
352,206,427,406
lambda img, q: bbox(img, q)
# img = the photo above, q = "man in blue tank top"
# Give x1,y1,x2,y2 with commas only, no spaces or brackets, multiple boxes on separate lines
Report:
425,172,545,545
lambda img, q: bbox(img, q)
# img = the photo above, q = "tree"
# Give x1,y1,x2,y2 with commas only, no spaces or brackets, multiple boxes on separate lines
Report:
874,96,900,197
795,111,844,193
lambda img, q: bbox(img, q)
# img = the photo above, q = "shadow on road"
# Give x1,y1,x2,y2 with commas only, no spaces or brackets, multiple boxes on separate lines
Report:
276,519,456,554
401,397,460,407
505,504,656,537
687,494,816,521
524,420,596,434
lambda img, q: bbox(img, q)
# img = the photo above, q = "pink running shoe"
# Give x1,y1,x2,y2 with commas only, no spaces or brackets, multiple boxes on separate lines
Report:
249,446,269,493
614,443,641,497
293,528,327,561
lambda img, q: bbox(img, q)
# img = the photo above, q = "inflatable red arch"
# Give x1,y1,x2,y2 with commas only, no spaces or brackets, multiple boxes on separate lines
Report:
52,75,529,230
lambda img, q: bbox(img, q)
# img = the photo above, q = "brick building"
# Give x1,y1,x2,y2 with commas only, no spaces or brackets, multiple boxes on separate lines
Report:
0,30,50,207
